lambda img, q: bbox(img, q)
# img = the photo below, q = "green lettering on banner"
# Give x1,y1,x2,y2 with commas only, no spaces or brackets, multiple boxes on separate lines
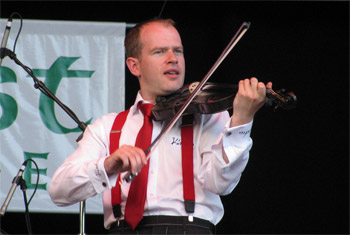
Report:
0,66,18,130
30,57,95,134
23,152,49,190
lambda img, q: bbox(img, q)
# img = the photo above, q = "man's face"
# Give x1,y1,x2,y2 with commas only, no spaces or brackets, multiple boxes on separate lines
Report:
129,22,185,103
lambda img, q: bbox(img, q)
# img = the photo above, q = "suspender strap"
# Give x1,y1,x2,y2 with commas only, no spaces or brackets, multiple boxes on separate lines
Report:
181,115,195,213
110,109,130,218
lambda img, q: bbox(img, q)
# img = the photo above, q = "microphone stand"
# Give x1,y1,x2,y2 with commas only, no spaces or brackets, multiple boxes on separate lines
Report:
0,161,33,234
20,175,33,234
1,47,87,235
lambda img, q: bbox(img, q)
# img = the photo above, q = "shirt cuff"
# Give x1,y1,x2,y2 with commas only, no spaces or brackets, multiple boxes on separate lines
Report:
88,157,115,193
222,120,253,162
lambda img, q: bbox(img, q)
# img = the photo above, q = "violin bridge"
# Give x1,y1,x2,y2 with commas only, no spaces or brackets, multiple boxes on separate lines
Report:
189,81,200,93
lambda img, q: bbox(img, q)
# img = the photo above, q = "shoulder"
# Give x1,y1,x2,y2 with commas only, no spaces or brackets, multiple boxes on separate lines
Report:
93,112,118,125
87,112,120,134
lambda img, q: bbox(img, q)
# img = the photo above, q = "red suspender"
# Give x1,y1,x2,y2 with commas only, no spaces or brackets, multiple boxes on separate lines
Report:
181,115,195,213
110,111,195,219
110,109,130,218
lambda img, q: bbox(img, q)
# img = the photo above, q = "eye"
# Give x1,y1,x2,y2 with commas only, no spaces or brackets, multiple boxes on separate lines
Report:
154,50,164,55
174,49,183,55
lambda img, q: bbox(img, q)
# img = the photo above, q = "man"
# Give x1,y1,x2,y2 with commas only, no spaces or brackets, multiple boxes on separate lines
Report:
49,19,271,234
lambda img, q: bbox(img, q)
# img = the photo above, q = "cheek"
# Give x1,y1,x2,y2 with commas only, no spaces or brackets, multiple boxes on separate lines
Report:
142,59,161,75
140,62,155,77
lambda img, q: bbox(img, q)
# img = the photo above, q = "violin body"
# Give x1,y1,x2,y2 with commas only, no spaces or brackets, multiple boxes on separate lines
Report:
152,82,297,121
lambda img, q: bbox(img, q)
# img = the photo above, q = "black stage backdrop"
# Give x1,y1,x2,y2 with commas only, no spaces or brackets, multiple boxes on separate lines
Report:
0,1,349,234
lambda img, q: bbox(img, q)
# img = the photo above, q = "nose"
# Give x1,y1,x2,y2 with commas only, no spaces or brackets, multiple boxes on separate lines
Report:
167,50,178,64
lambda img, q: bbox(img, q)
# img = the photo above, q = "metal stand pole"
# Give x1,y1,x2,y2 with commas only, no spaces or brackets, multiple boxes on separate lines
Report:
79,201,86,235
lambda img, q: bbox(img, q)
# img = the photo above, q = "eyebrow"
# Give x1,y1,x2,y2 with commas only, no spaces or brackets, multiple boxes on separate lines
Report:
150,46,184,52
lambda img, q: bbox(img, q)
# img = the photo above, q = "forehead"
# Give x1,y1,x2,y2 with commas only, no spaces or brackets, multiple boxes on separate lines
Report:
140,22,182,48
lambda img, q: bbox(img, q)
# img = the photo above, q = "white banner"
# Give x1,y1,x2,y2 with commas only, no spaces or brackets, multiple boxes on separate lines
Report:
0,19,126,214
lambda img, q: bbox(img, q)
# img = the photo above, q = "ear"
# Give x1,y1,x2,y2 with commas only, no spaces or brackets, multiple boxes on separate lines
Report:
126,57,141,77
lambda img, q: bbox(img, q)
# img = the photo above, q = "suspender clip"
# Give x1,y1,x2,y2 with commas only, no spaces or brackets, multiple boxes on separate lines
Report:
188,215,194,222
117,219,120,227
111,130,121,133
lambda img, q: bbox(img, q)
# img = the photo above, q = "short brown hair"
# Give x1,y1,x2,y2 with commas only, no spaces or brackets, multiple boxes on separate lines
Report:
124,18,176,59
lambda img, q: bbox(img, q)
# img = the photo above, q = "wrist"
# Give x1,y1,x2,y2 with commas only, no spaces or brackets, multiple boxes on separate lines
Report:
230,114,253,127
104,156,121,177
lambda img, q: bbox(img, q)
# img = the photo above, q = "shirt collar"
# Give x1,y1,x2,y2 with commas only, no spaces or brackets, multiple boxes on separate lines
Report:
131,91,153,116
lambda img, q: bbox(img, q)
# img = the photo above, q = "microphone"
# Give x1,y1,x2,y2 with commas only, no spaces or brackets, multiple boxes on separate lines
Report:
0,15,13,66
0,160,28,216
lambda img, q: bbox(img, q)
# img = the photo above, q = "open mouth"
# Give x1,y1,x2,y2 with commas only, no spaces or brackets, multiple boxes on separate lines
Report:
164,69,179,75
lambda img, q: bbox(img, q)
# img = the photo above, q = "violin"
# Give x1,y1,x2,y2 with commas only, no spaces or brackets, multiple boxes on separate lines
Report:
152,81,297,121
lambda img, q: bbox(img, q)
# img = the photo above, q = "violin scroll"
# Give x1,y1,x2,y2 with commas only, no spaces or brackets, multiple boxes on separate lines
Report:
266,88,297,111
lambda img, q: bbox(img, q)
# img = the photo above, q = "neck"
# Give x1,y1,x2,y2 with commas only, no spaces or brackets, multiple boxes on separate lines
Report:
139,91,156,104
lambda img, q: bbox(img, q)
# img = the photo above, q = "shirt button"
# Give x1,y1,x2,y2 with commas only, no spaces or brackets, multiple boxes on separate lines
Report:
102,182,107,187
226,131,232,136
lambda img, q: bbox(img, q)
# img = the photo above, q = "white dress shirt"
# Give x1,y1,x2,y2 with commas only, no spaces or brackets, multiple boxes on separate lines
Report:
49,92,253,229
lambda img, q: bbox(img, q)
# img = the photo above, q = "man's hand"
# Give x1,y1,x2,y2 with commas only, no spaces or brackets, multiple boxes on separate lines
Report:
230,77,272,127
104,145,147,177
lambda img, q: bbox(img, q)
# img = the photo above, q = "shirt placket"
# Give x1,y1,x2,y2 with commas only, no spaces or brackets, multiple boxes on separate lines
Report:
145,120,160,210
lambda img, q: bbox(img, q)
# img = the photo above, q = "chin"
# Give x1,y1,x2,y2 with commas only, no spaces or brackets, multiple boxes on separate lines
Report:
160,77,184,95
168,83,183,93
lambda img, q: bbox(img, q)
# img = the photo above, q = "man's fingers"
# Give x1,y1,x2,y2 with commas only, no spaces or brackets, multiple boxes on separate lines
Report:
122,146,146,174
108,145,147,175
266,82,273,89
